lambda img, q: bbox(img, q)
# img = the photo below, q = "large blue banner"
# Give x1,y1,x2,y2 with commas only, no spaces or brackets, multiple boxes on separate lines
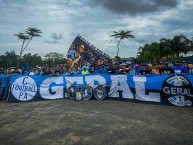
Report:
8,74,193,107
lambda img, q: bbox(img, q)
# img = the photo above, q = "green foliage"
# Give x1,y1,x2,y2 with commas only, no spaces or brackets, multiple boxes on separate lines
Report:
136,34,193,63
114,56,121,62
0,51,66,68
44,52,66,66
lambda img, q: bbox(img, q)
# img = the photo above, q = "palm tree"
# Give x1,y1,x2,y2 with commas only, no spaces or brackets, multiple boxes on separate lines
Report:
14,27,42,67
110,30,135,57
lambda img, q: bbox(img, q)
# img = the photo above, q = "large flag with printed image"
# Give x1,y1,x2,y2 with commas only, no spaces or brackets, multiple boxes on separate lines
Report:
66,35,112,68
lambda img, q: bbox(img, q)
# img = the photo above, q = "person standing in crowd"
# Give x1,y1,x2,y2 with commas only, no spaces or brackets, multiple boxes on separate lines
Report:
72,66,80,75
119,65,129,74
81,67,89,75
100,63,108,73
182,61,188,73
93,65,102,73
172,60,187,74
12,67,21,75
151,65,161,75
52,66,61,76
81,62,90,72
160,62,174,74
139,64,150,75
188,63,193,75
0,69,10,101
29,67,35,75
134,63,141,75
7,68,12,75
66,69,72,75
146,64,153,74
35,67,43,75
129,65,135,75
42,67,52,75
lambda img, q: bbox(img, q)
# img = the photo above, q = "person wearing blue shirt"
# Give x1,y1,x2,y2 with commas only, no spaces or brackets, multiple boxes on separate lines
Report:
172,61,187,74
0,69,10,101
100,64,108,73
134,63,142,75
93,65,102,73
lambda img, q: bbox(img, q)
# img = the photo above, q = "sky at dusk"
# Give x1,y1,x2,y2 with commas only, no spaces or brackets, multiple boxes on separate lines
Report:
0,0,193,58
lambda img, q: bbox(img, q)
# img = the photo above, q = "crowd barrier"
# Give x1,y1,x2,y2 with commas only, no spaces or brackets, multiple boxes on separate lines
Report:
1,74,193,107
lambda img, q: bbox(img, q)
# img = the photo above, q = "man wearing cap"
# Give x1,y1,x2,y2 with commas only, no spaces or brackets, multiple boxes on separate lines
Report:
172,60,187,74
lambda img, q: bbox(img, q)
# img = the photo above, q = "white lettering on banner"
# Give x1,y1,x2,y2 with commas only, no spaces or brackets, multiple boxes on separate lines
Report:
85,75,106,88
65,76,84,88
40,77,64,99
109,75,134,99
133,76,161,102
11,76,37,101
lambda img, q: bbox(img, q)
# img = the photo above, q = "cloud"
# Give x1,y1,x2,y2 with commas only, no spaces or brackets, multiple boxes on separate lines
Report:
91,0,179,15
44,40,60,44
51,33,63,40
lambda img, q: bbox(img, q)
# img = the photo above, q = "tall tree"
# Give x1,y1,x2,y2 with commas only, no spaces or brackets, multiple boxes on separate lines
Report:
14,27,42,67
110,30,135,57
5,51,18,67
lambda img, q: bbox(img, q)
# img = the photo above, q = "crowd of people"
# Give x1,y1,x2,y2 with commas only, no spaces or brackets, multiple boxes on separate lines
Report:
0,60,193,76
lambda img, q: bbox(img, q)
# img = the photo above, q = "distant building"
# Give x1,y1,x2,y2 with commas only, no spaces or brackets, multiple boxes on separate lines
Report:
112,57,134,65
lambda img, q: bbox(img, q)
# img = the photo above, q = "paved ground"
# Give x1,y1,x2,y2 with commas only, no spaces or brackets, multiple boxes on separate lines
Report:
0,99,193,145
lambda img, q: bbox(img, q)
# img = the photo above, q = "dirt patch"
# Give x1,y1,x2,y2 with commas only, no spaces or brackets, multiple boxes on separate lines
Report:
0,99,193,145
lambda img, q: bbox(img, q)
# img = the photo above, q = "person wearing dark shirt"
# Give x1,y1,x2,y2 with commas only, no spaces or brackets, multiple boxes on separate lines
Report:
42,67,52,75
160,62,174,74
188,63,193,75
139,65,150,75
119,66,129,74
52,67,61,76
109,64,116,74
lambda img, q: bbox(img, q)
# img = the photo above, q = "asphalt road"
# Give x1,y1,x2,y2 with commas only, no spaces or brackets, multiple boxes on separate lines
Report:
0,99,193,145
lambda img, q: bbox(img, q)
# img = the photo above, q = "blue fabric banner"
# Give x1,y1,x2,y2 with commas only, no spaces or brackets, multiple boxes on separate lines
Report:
7,74,193,107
